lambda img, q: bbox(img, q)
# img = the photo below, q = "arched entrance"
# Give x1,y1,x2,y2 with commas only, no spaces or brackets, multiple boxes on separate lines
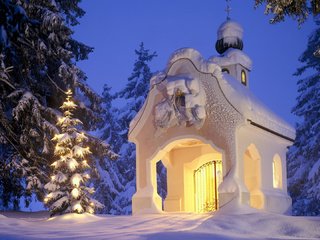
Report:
158,137,224,213
243,143,264,209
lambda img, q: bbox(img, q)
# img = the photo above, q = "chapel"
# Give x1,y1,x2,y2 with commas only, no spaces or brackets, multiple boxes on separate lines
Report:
128,18,295,214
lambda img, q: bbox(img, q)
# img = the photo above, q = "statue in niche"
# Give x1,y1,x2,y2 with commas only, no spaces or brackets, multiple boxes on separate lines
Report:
154,76,206,131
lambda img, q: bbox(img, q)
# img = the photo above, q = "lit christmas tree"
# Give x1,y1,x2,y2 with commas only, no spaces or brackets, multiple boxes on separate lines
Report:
44,90,102,216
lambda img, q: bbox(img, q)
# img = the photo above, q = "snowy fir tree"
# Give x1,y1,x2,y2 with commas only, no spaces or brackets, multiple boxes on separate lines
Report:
91,84,125,214
44,90,102,216
113,42,163,214
255,0,320,24
287,16,320,216
0,0,113,209
100,84,124,153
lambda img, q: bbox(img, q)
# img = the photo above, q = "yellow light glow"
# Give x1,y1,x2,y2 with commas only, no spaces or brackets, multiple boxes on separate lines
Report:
243,144,264,209
90,202,94,207
87,207,94,214
57,117,66,125
241,70,247,86
68,159,79,171
72,202,83,213
71,188,80,198
73,146,91,158
194,161,221,213
78,132,86,141
273,155,283,189
44,197,48,203
71,173,82,187
51,176,55,181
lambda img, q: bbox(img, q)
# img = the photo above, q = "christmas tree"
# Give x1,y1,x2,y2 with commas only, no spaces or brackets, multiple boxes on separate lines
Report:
0,0,107,209
44,90,101,216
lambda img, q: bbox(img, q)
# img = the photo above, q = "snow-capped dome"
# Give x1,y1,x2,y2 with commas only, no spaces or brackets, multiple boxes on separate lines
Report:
215,20,244,54
217,20,243,40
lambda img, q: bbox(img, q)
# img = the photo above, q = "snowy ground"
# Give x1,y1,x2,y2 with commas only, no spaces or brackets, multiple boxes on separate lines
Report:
0,206,319,240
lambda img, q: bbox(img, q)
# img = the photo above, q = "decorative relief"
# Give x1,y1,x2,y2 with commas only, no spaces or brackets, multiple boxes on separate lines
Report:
154,75,206,131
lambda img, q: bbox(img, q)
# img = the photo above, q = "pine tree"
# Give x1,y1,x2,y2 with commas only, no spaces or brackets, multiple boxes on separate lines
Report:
114,42,162,214
287,17,320,216
118,42,157,124
0,1,109,208
44,90,102,216
101,84,123,151
254,0,320,24
117,42,157,179
91,84,125,214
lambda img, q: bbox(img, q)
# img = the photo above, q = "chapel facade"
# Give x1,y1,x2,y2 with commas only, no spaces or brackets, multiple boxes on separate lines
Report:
128,19,295,214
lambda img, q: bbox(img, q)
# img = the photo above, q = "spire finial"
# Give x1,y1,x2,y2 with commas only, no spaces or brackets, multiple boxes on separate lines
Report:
225,0,231,20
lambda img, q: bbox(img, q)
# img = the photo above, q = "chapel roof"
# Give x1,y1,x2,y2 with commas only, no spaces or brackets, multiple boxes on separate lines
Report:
148,48,295,141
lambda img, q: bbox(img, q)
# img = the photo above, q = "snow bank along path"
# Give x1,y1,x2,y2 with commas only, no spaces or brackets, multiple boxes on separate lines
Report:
0,209,319,240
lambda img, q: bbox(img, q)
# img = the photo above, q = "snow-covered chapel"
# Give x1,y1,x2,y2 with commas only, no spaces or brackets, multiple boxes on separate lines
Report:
128,19,295,214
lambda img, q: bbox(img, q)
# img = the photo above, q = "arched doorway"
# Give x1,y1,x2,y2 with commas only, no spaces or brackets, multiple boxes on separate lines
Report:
243,143,264,209
159,137,223,213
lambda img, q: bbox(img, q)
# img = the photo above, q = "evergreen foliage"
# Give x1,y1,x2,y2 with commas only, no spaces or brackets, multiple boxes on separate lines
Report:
288,17,320,216
113,42,160,214
92,84,125,214
44,90,102,216
255,0,320,24
117,42,157,127
0,0,113,209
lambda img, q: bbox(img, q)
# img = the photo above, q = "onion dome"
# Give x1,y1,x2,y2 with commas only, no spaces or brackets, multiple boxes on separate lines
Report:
215,20,244,54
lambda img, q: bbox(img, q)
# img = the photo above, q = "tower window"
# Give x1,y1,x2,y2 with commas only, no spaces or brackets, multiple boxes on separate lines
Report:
222,68,230,74
241,70,247,86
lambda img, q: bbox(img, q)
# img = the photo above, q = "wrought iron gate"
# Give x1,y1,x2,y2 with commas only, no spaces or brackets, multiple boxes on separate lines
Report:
194,160,222,213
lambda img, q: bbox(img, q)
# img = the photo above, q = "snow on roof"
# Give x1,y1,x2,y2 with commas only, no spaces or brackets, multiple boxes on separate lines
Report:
210,48,253,70
217,20,243,40
129,48,295,140
165,48,222,78
164,48,295,139
220,72,295,139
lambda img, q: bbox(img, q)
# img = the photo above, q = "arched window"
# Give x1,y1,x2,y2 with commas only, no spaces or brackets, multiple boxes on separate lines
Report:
272,155,283,189
222,68,230,74
241,70,247,86
243,144,264,209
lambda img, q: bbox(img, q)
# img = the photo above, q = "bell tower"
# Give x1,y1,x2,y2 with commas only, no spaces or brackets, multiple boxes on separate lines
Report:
212,18,252,87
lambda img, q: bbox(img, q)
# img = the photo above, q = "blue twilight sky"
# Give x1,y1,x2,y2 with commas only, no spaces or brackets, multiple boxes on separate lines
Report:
73,0,315,126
